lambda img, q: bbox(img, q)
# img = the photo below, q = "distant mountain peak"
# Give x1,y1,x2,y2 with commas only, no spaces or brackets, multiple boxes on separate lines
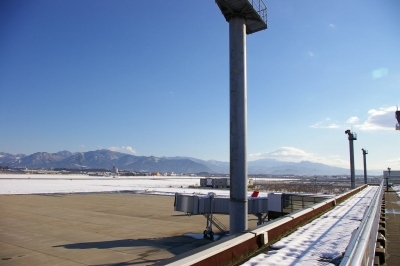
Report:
0,149,373,175
0,149,213,173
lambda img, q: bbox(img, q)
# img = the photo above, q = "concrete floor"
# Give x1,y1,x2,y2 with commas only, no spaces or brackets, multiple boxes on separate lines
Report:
0,193,260,265
385,189,400,265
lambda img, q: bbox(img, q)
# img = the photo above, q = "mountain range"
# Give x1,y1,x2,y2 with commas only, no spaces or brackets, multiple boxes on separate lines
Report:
0,149,373,176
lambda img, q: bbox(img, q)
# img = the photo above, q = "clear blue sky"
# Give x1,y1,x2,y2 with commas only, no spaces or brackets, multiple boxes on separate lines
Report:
1,0,399,170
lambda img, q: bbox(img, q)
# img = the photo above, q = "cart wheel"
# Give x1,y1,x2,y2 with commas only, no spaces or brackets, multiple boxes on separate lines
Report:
210,231,214,238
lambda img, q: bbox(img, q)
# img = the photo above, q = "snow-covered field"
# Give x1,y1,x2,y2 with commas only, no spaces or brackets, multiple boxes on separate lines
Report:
0,174,210,195
0,174,270,196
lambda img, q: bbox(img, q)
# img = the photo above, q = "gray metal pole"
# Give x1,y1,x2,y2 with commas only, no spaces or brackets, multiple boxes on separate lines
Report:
349,136,356,189
229,15,248,235
387,168,391,192
362,149,367,184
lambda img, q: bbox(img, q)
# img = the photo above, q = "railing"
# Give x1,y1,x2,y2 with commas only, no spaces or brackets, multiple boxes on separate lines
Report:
281,193,331,214
340,182,384,266
250,0,267,23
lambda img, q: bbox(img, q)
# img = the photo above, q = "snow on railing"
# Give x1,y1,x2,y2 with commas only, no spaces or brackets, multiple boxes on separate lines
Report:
340,181,384,266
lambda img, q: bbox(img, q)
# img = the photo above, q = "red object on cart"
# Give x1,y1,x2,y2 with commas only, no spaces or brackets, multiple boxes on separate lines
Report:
251,190,259,197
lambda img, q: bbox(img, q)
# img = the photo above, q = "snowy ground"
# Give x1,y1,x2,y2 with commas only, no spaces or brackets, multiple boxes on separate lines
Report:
393,185,400,197
0,174,269,196
242,186,378,266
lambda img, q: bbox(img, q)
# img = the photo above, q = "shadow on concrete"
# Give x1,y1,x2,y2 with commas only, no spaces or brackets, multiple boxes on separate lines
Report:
53,235,211,253
78,257,166,266
54,236,206,250
53,235,212,265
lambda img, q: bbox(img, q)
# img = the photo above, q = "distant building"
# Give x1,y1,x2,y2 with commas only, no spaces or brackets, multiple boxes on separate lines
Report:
248,178,254,186
151,172,162,176
200,177,230,188
200,177,255,188
112,166,118,175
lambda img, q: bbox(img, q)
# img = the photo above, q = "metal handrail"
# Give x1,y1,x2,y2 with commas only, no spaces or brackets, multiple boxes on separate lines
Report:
250,0,267,23
340,182,384,266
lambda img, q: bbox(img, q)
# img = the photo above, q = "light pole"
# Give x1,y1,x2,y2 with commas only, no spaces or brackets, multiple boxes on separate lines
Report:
345,130,357,189
387,167,391,192
314,176,317,193
215,0,267,235
361,149,368,184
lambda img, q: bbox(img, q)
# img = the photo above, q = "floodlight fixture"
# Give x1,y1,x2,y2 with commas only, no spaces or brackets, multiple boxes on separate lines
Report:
215,0,267,34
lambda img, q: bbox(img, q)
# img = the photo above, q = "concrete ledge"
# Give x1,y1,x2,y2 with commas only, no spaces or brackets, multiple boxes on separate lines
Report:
162,232,257,266
251,217,293,235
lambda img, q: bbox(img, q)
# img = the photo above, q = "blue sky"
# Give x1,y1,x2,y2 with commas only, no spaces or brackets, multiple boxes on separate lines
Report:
1,0,399,171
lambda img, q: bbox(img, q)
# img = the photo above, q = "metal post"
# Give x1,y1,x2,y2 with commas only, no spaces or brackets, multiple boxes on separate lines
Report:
387,167,391,192
215,0,267,235
229,15,248,235
345,130,356,189
314,176,317,193
349,138,356,189
362,149,368,184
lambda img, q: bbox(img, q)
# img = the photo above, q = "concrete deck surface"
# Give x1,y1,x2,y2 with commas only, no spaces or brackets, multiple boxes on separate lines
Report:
0,193,258,266
385,189,400,265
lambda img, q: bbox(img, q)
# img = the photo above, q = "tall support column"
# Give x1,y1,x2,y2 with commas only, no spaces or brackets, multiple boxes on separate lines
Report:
362,149,368,184
349,138,355,189
345,130,356,189
229,15,248,235
345,131,356,189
